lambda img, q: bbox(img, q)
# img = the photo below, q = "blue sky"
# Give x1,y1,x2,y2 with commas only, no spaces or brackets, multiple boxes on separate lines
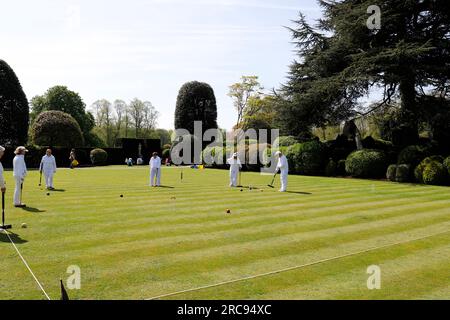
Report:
1,0,323,130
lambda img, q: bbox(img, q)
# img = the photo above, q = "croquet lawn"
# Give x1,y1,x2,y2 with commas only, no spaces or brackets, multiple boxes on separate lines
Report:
0,166,449,300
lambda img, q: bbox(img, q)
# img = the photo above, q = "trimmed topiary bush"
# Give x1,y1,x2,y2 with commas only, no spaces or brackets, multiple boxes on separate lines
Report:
90,148,108,165
414,156,445,184
386,165,397,182
422,162,448,186
285,140,328,175
31,111,84,147
325,159,337,177
345,149,388,178
396,164,412,183
397,145,427,167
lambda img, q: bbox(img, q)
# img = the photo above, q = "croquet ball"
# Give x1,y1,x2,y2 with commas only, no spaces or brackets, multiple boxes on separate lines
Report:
226,209,231,214
46,193,50,196
21,223,27,228
120,195,124,198
240,189,243,192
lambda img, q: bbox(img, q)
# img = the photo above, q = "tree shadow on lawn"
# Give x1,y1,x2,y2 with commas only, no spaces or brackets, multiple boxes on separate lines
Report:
22,207,46,213
0,231,28,244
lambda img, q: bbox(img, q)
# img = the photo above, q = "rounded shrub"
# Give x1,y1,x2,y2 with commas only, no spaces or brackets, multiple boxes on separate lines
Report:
90,148,108,166
422,162,448,186
397,145,427,167
31,111,84,147
345,149,388,178
414,156,445,183
386,165,397,182
395,164,412,183
285,140,327,175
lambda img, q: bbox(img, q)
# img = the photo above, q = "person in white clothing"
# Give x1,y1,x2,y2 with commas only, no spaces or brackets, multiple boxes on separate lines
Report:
13,146,28,207
227,153,242,187
0,146,6,195
275,151,289,192
40,149,57,190
149,152,162,187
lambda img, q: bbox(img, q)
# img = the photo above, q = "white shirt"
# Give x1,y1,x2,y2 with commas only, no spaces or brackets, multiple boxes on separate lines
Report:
276,155,289,173
40,155,57,173
13,155,27,179
227,158,242,171
149,156,161,169
0,162,5,188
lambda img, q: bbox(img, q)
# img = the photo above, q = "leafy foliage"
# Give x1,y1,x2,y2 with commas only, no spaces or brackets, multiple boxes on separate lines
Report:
31,86,94,134
386,165,397,182
31,111,84,147
0,59,29,146
397,145,427,167
396,164,412,183
345,149,388,178
278,0,450,141
285,140,327,175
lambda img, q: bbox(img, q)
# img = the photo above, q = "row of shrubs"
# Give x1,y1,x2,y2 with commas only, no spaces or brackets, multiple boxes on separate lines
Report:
198,135,450,187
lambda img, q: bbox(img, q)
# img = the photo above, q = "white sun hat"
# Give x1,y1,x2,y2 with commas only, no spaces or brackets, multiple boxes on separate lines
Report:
0,146,5,152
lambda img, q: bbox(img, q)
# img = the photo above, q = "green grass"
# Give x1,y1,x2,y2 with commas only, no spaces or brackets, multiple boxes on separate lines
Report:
0,166,449,300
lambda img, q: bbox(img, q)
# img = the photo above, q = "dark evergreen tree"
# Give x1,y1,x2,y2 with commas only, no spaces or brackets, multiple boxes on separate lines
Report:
279,0,450,145
0,60,29,146
175,81,218,136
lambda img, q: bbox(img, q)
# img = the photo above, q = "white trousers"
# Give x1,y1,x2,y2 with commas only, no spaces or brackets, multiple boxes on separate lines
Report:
229,169,239,187
280,170,288,192
44,172,54,188
14,176,23,205
150,167,161,186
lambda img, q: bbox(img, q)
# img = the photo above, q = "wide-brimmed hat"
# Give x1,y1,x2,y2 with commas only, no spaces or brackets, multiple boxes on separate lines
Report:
275,151,282,156
14,146,29,155
0,146,5,152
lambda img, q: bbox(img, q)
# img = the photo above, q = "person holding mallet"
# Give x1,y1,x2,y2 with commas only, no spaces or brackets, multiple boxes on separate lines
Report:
275,150,289,192
227,152,242,187
149,152,162,187
40,148,57,190
13,146,28,207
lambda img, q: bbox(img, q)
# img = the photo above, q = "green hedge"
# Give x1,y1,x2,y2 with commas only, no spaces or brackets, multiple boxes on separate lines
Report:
345,149,388,178
285,140,327,175
325,159,337,177
337,160,347,176
90,148,108,166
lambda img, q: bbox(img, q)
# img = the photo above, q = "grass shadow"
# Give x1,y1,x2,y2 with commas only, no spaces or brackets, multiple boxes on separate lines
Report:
237,186,260,190
22,207,46,213
0,231,28,244
50,189,66,192
157,186,175,189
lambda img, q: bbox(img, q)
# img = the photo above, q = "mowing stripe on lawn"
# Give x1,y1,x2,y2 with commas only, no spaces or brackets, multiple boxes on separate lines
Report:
1,230,51,300
145,230,450,300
